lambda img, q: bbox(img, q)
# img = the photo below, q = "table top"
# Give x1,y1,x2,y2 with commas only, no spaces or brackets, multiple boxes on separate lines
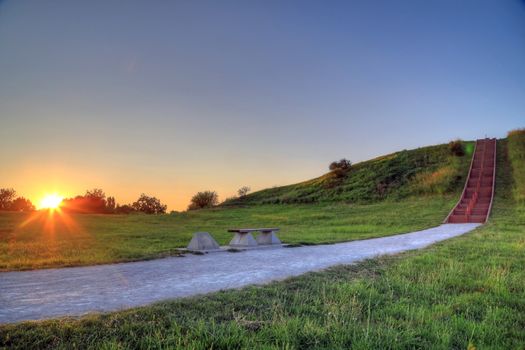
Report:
227,228,280,233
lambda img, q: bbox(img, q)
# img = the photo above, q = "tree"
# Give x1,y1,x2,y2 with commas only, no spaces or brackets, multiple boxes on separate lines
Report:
328,158,352,178
449,140,465,157
9,197,35,212
0,188,17,210
106,196,116,212
188,191,219,210
237,186,251,198
132,194,167,214
85,188,106,199
61,189,110,213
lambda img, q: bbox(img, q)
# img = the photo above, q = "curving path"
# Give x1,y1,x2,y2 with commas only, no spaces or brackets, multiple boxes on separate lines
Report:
0,223,479,324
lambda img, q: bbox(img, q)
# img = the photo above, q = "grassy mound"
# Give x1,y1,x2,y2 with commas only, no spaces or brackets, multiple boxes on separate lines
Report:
224,142,473,205
1,139,523,349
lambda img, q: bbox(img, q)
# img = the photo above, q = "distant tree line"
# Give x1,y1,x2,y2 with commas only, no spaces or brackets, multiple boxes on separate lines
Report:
0,188,35,212
1,185,254,214
61,189,167,214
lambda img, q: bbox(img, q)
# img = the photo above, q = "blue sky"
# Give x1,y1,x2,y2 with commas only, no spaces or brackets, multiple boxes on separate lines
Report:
1,0,524,209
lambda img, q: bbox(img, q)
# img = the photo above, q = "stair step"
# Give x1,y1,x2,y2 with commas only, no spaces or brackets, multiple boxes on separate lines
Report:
446,138,496,224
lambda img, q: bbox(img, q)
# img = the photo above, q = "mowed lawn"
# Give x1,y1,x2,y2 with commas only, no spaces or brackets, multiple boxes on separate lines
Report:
0,196,456,271
0,142,523,348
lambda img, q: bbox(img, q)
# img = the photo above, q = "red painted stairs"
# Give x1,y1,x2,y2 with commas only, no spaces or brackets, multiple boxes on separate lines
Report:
445,138,497,224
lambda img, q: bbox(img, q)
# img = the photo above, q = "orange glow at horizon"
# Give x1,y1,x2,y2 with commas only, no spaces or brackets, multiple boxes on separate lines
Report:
38,193,64,210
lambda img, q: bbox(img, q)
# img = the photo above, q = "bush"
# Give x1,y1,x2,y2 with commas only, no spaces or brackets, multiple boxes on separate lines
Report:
114,204,136,214
449,140,465,157
188,191,219,210
329,159,352,178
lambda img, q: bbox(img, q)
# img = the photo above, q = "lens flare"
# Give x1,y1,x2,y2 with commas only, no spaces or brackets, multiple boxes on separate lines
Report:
39,194,63,210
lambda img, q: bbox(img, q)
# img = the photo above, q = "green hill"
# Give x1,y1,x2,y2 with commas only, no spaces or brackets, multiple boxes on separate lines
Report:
224,141,474,206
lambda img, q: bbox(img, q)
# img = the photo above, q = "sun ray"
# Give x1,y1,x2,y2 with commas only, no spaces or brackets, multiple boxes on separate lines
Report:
38,194,63,210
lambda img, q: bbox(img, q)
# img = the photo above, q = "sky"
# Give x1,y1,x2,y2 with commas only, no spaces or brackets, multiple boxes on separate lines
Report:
1,0,524,210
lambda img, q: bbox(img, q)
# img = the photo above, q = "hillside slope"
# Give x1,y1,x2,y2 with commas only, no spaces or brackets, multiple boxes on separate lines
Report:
224,142,474,205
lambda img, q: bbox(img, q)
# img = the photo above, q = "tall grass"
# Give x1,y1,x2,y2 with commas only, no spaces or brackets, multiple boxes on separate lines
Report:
508,128,525,202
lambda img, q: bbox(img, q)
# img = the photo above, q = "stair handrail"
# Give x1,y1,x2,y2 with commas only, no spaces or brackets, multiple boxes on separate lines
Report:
485,139,497,223
444,140,478,223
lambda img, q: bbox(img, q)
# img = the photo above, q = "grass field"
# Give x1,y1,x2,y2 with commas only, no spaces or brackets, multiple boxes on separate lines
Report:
0,139,523,349
0,140,472,272
0,196,457,271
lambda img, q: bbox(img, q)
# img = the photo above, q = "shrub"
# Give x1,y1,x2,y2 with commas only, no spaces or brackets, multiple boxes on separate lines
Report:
328,159,352,179
114,204,136,214
449,140,465,157
188,191,219,210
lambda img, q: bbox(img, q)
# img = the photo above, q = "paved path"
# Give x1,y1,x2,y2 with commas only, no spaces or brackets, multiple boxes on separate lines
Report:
0,224,479,324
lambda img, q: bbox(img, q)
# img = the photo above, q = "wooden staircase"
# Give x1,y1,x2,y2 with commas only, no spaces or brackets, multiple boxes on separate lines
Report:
445,138,496,224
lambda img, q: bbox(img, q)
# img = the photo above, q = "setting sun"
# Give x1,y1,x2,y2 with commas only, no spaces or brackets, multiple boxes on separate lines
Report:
39,194,64,210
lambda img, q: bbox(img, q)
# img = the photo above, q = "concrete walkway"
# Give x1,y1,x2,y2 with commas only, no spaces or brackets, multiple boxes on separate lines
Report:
0,223,479,324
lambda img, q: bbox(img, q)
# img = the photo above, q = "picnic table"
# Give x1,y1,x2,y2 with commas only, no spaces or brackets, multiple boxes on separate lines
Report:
227,228,281,247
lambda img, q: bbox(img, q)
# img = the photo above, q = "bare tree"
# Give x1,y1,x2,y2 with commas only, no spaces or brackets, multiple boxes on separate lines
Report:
237,186,251,197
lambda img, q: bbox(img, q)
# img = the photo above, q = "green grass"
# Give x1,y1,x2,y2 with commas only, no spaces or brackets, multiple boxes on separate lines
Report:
224,141,473,205
508,128,525,202
0,139,473,272
0,139,523,349
0,196,456,271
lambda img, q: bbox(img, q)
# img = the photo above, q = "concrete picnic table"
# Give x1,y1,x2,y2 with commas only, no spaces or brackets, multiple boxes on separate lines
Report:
227,228,281,247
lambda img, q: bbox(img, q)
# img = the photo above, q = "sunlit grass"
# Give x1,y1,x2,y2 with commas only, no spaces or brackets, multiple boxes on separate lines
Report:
0,139,523,349
0,196,456,271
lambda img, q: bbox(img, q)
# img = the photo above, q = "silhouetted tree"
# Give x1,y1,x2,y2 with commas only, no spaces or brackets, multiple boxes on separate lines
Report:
86,188,105,199
132,194,167,214
188,191,219,210
0,188,17,210
61,188,112,213
237,186,251,198
106,196,116,212
9,197,35,212
83,188,107,213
